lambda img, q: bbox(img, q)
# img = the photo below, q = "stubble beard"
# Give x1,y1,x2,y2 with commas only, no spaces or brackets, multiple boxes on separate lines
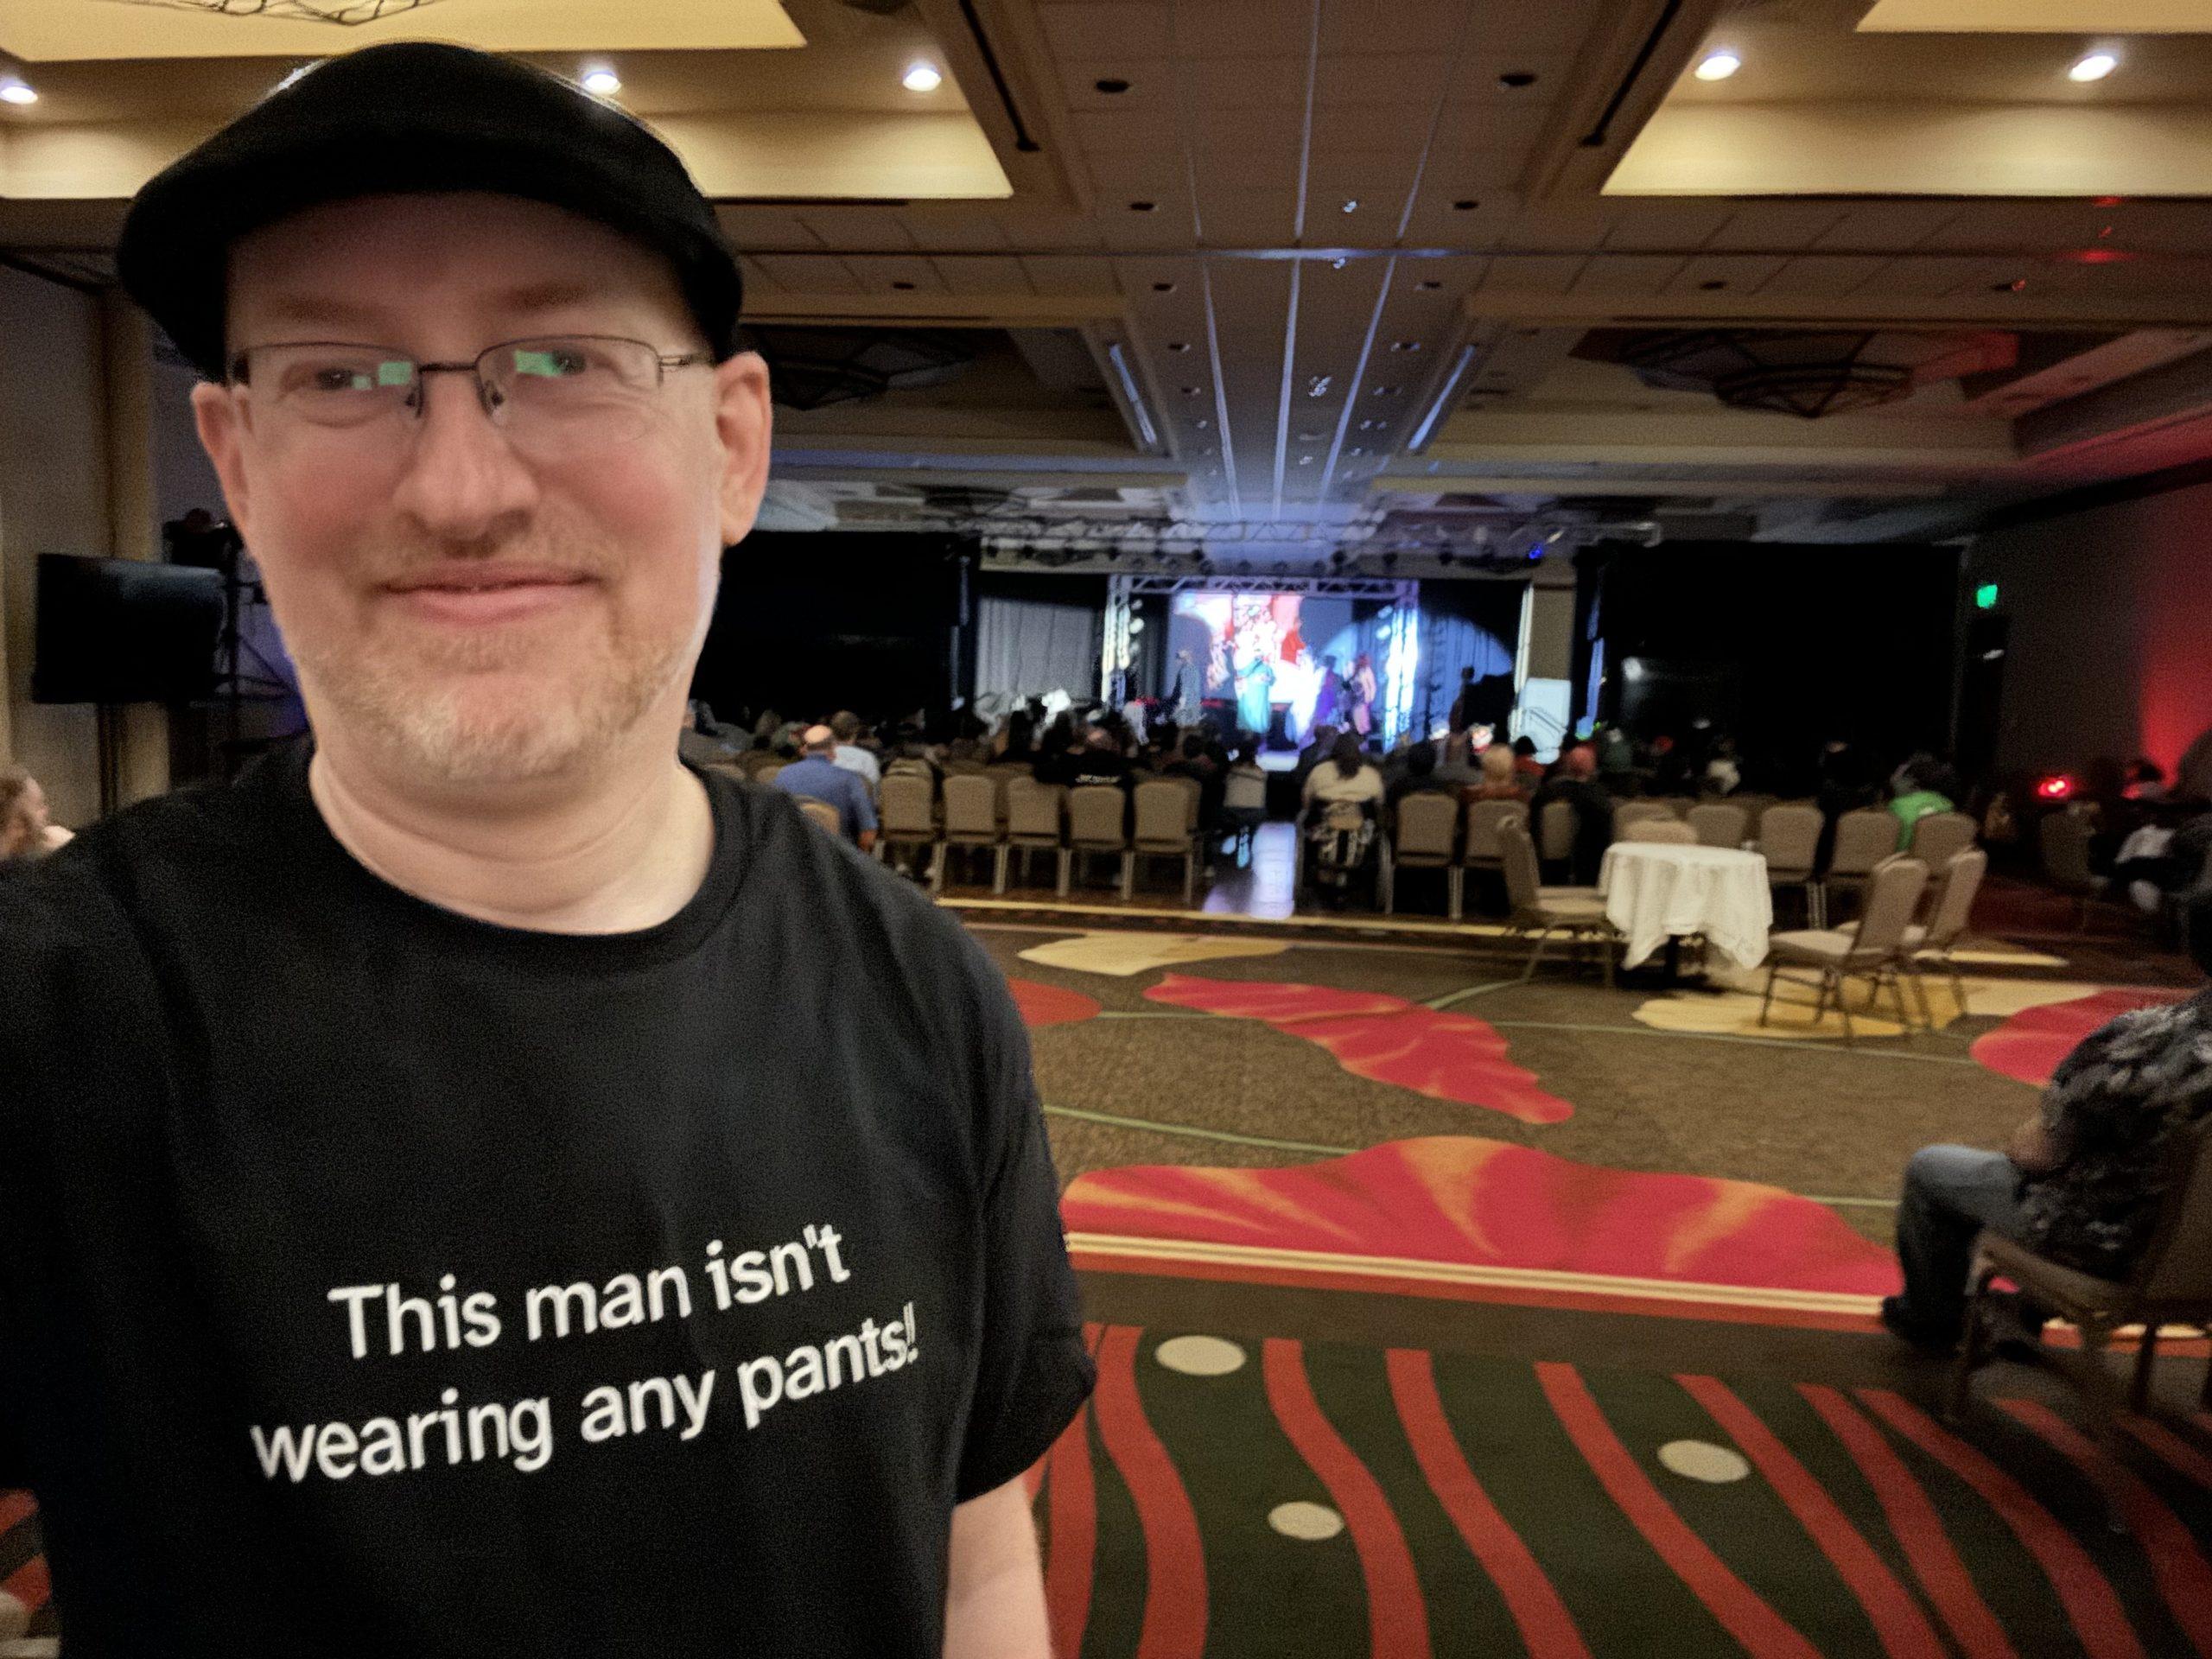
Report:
285,539,702,791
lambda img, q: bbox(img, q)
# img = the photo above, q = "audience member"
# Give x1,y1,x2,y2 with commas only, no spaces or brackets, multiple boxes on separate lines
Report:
827,710,881,791
1512,735,1548,785
942,737,988,776
1302,733,1385,810
0,768,70,862
677,700,738,767
1468,743,1528,803
1529,745,1614,885
1433,730,1480,791
1703,736,1742,797
1887,757,1956,849
1885,883,2212,1351
1387,743,1456,810
1070,727,1132,789
773,726,879,849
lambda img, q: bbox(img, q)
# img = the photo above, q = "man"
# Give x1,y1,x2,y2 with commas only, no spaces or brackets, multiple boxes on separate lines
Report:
1447,664,1478,736
1529,743,1616,886
0,44,1089,1658
826,709,880,792
773,724,880,850
1884,885,2212,1351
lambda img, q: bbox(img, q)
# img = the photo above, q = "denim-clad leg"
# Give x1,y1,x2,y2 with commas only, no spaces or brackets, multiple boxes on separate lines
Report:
1892,1144,2028,1337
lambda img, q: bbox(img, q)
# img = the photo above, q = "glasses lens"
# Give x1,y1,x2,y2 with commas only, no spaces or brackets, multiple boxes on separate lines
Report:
485,337,658,450
251,345,416,428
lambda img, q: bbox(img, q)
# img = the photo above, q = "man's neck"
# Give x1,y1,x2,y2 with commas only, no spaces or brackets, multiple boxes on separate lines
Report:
306,732,716,935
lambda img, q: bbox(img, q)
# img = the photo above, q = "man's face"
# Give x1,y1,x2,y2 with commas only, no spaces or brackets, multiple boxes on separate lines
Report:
193,193,771,789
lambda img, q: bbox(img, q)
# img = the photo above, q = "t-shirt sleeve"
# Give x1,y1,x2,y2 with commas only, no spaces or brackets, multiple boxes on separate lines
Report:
952,958,1096,1503
852,779,879,836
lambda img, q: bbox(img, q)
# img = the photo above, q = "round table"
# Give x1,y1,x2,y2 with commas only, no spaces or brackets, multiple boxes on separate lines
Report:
1599,842,1772,971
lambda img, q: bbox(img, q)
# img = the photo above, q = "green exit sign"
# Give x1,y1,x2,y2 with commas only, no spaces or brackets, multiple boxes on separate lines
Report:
1974,582,1999,611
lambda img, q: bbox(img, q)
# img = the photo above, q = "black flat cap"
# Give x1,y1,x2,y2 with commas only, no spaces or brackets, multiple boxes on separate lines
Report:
118,41,744,380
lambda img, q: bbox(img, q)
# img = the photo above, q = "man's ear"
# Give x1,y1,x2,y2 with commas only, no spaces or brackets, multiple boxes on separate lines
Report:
712,351,773,546
190,380,255,544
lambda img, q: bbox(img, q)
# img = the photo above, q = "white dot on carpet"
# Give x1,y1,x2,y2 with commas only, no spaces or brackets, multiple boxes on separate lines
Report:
1269,1501,1344,1540
1659,1440,1751,1484
1154,1335,1248,1376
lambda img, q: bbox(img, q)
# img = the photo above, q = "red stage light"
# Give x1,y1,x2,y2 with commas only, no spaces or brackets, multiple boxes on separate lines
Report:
2036,774,2074,801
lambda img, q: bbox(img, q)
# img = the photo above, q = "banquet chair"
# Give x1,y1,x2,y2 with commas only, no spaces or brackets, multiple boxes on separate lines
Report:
1612,799,1674,840
875,772,938,880
1065,785,1133,899
1758,803,1823,928
794,798,844,837
1758,855,1928,1045
1903,848,1986,1023
2040,808,2101,929
1538,798,1577,869
1004,778,1065,890
1455,799,1528,920
938,773,1008,894
1951,1115,2212,1452
1384,792,1459,916
1132,779,1203,906
1821,807,1904,928
1687,802,1749,849
1907,810,1977,872
1499,822,1616,986
1621,818,1695,844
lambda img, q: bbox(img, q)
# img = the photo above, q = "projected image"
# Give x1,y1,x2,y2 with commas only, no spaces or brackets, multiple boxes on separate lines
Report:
1168,591,1369,746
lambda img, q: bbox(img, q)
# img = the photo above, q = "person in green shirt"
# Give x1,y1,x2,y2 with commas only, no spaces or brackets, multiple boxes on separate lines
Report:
1887,757,1958,849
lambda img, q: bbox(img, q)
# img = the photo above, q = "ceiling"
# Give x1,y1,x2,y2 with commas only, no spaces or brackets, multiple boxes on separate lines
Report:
4,0,2212,568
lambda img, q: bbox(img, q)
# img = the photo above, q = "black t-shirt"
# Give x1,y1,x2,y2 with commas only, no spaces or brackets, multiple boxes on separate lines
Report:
0,739,1092,1657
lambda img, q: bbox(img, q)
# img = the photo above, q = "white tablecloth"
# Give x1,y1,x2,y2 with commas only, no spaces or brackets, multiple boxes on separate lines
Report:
1599,843,1772,969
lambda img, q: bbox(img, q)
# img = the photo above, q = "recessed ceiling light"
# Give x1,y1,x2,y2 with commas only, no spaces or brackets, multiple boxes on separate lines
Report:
1416,279,1443,290
2069,51,2119,83
903,61,944,92
1094,77,1131,95
1341,199,1359,213
0,79,36,106
1694,50,1741,81
1452,199,1479,212
1497,71,1538,90
580,66,620,97
1129,200,1157,213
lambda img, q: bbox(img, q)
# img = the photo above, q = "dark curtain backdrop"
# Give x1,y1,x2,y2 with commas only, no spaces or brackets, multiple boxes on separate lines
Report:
1578,540,1961,779
693,532,974,724
1413,580,1524,739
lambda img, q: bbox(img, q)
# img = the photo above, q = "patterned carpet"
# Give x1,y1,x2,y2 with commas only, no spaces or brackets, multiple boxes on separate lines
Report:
1027,1323,2212,1659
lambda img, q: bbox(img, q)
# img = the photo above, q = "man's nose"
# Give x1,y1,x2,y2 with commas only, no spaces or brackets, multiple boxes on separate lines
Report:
386,368,540,539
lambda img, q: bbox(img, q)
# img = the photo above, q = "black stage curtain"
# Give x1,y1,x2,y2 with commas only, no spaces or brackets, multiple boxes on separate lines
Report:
1579,540,1960,779
1413,580,1524,740
694,532,974,725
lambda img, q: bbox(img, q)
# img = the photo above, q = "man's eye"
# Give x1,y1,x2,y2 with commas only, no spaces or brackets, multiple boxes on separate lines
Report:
512,347,591,379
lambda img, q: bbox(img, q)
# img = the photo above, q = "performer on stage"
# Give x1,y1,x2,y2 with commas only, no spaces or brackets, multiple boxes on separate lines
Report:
1312,656,1344,731
1235,652,1275,738
1347,652,1378,738
1170,648,1202,727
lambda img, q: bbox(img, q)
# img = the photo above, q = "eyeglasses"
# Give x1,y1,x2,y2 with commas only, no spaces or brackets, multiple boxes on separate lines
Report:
226,334,711,459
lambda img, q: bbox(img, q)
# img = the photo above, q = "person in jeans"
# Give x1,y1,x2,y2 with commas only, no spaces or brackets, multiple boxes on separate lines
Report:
1884,882,2212,1349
